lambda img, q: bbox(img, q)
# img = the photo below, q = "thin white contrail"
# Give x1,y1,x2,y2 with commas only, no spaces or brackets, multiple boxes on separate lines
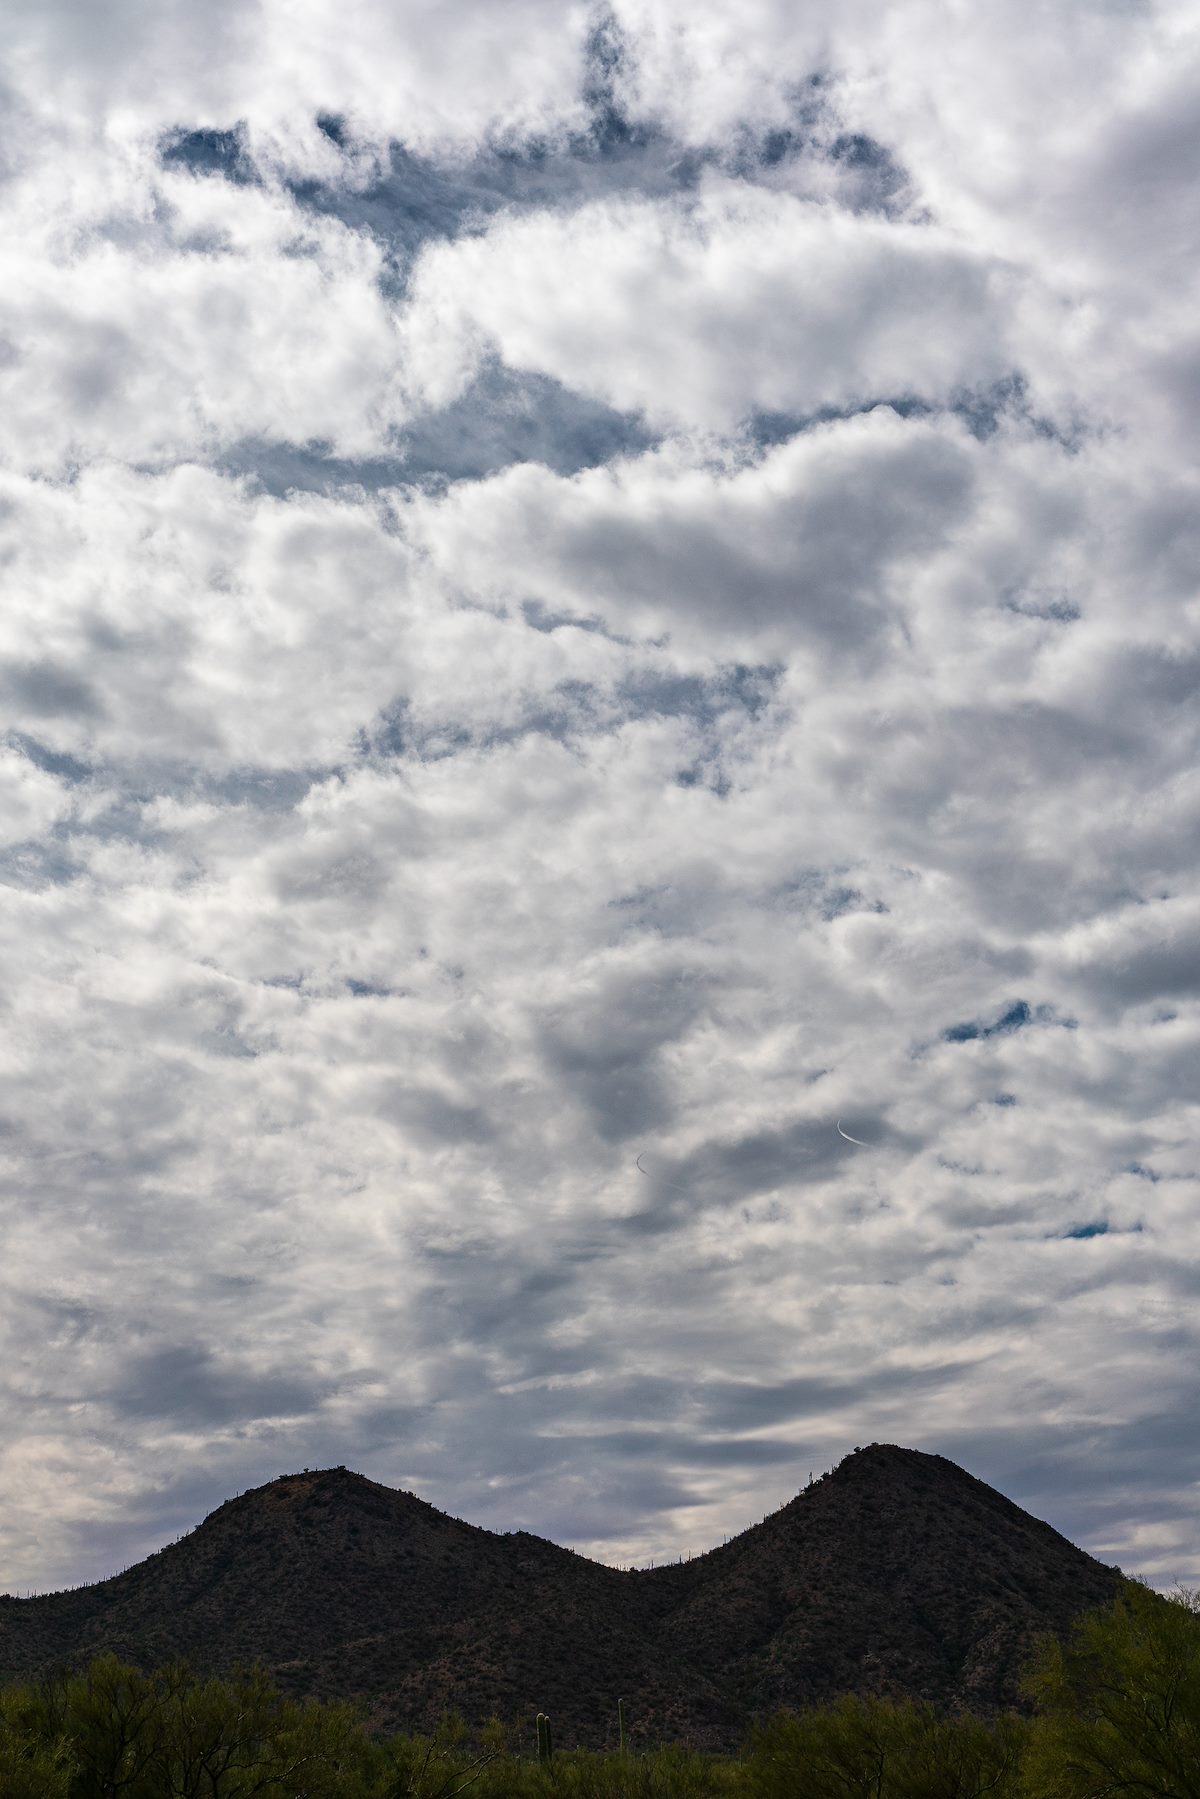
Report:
634,1153,693,1194
836,1120,869,1146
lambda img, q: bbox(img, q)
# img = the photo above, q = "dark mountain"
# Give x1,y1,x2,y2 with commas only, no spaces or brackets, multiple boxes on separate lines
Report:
0,1445,1123,1749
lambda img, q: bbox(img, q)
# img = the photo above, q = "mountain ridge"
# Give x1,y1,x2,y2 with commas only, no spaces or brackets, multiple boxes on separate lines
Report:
0,1445,1124,1749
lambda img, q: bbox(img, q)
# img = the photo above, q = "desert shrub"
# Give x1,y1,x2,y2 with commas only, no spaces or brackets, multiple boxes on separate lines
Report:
365,1736,737,1799
1023,1583,1200,1798
0,1655,161,1798
0,1716,73,1798
0,1655,368,1797
746,1694,1025,1799
519,1744,734,1799
888,1708,1027,1798
150,1661,368,1797
369,1712,506,1799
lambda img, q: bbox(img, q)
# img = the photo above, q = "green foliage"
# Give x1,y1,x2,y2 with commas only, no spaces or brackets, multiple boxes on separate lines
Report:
0,1714,73,1798
365,1726,734,1799
745,1694,1027,1799
1023,1582,1200,1798
0,1654,161,1798
526,1745,732,1799
0,1655,366,1798
372,1712,499,1799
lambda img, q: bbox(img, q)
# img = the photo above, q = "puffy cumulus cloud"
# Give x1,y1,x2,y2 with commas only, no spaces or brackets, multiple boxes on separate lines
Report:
836,2,1200,281
598,0,842,146
596,3,1200,450
2,0,1200,1601
0,738,73,824
1055,897,1200,1016
0,464,417,766
405,409,977,656
604,0,1198,266
4,0,590,166
0,166,406,470
400,184,1014,430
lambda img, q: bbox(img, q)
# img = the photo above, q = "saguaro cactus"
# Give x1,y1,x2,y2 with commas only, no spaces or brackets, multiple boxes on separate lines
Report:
618,1697,629,1754
536,1712,554,1764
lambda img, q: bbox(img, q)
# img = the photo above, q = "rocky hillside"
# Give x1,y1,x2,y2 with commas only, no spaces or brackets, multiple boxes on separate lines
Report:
0,1445,1123,1749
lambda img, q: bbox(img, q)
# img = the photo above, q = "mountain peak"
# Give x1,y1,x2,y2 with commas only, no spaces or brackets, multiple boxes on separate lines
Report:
0,1449,1121,1749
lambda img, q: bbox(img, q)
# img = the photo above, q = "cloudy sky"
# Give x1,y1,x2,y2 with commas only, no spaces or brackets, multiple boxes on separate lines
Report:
2,0,1199,1598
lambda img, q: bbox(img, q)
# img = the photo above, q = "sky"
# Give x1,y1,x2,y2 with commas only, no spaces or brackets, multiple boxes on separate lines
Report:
1,0,1199,1598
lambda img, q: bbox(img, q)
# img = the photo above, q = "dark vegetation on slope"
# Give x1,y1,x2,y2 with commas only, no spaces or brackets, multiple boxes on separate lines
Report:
0,1444,1123,1749
6,1585,1200,1797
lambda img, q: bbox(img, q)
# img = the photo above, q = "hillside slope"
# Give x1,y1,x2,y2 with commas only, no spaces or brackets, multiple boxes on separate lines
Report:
0,1445,1123,1748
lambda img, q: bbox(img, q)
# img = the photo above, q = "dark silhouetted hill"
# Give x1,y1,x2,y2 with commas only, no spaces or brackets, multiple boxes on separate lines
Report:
0,1445,1123,1749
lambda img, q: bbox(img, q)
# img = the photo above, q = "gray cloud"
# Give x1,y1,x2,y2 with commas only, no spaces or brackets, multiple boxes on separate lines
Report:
1,660,103,720
107,1345,322,1427
538,964,705,1144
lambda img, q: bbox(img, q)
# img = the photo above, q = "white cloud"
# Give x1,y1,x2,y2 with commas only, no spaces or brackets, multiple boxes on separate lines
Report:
0,747,74,848
0,166,406,470
400,183,1014,430
4,0,590,162
405,410,978,655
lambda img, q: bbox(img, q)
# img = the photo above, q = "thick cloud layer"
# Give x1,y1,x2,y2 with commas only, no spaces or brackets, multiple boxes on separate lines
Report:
2,1,1198,1597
